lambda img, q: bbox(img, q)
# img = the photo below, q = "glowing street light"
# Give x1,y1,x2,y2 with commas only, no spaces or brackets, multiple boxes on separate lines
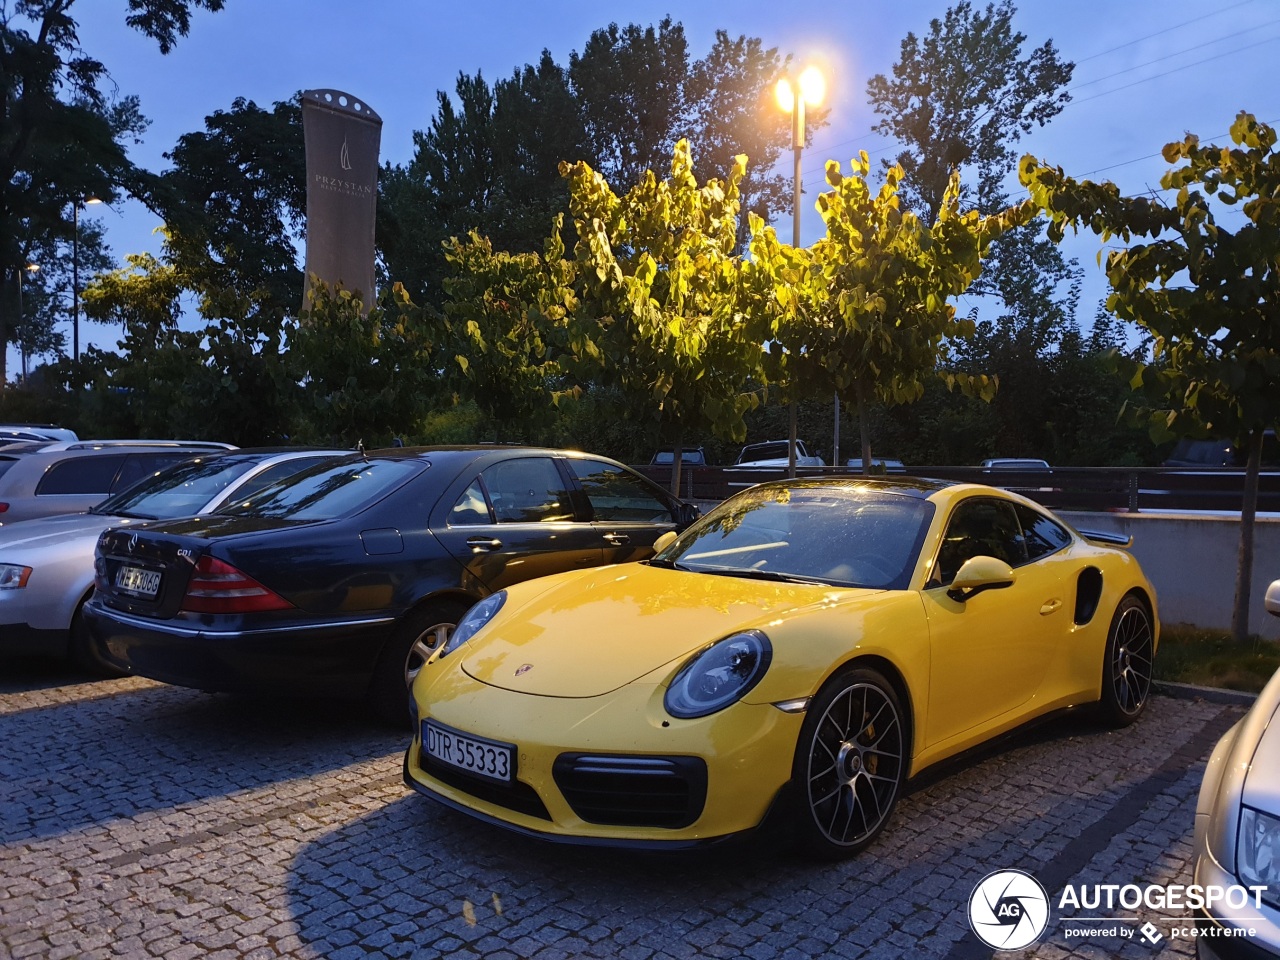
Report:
776,65,827,475
775,66,825,248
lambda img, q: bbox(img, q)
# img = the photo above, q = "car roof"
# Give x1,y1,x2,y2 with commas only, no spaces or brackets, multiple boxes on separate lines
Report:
360,444,604,462
25,439,236,453
210,446,353,460
754,476,955,499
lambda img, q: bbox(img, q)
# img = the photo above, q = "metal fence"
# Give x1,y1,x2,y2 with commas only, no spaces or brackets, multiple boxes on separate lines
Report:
632,464,1280,513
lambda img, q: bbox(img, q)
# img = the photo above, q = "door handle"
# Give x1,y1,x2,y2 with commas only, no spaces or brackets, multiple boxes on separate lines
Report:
602,532,630,546
466,537,503,552
1040,598,1062,616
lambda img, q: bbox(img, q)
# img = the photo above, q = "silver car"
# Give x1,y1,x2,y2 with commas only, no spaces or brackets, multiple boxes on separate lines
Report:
0,440,237,526
1193,578,1280,958
0,448,347,669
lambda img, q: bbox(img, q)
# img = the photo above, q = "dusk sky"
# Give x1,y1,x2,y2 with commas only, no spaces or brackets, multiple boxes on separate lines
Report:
19,0,1280,375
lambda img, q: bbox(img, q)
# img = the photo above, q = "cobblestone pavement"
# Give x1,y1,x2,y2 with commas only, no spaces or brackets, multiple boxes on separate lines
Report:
0,658,1250,960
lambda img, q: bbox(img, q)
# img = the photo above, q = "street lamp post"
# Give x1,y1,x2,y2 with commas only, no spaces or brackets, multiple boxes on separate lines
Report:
775,66,826,478
17,263,39,381
72,197,102,363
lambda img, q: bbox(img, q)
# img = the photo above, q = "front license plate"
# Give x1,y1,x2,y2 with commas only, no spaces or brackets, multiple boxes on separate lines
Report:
115,565,161,598
423,720,514,783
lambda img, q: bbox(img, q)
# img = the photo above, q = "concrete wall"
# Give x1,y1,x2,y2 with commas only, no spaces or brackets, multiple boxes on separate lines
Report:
1063,512,1280,640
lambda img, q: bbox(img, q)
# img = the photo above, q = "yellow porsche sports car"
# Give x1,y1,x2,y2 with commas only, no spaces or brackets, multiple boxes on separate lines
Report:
403,478,1158,857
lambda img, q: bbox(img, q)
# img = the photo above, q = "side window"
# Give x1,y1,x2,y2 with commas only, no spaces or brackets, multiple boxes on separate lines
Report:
934,498,1027,586
114,453,195,492
447,478,493,526
36,455,127,495
568,459,674,523
1015,504,1072,562
481,458,574,524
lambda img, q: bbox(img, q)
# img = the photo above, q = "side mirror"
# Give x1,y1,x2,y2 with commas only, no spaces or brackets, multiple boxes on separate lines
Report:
1266,579,1280,618
653,531,679,554
947,556,1016,602
673,502,701,530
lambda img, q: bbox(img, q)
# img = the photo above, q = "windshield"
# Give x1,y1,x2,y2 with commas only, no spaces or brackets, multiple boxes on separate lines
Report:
737,442,793,463
94,455,250,519
657,483,934,590
217,458,422,520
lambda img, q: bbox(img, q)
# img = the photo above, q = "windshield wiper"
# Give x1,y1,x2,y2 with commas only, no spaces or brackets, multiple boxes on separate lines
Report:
106,510,159,520
645,557,692,571
692,567,831,585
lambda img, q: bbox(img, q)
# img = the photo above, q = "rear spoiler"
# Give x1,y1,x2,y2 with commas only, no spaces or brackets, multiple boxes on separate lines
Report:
1078,528,1133,548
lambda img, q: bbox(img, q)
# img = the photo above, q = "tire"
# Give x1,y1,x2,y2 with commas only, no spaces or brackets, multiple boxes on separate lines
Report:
69,601,127,678
367,598,471,727
1096,595,1154,727
792,666,908,859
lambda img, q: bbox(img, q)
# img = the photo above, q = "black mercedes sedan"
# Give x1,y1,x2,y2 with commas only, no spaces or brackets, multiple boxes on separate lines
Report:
84,446,698,723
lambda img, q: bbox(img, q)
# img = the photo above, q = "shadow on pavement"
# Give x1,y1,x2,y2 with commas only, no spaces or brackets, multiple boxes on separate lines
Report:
282,698,1238,959
0,682,402,844
0,654,100,695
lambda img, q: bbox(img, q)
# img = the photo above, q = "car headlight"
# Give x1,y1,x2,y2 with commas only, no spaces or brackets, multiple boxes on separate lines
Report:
0,564,32,590
437,591,507,659
1238,806,1280,909
664,630,772,719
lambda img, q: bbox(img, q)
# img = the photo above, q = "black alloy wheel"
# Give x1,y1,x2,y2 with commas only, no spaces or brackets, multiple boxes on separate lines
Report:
1098,595,1154,727
368,598,470,727
793,666,907,859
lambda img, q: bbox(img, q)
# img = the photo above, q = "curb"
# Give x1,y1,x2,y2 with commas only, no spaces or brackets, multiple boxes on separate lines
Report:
1155,679,1258,706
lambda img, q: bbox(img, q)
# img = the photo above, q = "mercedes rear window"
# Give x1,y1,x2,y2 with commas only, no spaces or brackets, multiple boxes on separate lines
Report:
217,459,422,520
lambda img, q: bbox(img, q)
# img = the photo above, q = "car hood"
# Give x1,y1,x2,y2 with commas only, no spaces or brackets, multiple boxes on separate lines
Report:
460,563,878,698
1242,691,1280,812
0,512,139,556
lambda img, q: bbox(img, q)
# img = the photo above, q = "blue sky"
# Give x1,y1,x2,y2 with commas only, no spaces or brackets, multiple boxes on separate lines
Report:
17,0,1280,375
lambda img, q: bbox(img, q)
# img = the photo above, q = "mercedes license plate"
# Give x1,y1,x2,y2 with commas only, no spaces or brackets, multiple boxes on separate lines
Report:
115,565,161,598
424,720,513,783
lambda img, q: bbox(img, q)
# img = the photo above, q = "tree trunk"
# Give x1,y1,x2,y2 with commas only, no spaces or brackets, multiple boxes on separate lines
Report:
0,270,8,391
787,400,798,479
832,391,840,468
856,379,872,476
1232,428,1263,642
670,425,683,498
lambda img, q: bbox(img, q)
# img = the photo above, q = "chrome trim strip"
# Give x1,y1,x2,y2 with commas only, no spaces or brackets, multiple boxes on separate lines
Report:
91,605,394,638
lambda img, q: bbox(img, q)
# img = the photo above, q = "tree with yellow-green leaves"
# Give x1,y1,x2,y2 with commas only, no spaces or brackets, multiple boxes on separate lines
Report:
1021,112,1280,641
440,227,579,435
744,153,1028,474
558,139,763,495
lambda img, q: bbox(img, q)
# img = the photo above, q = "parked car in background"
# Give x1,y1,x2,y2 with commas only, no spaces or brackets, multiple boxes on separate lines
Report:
980,458,1052,472
404,477,1158,855
650,447,707,466
0,448,348,670
735,440,825,467
1193,578,1280,958
0,440,236,526
0,423,78,443
846,456,907,474
1165,430,1279,469
0,432,55,450
1165,438,1236,468
85,446,700,723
